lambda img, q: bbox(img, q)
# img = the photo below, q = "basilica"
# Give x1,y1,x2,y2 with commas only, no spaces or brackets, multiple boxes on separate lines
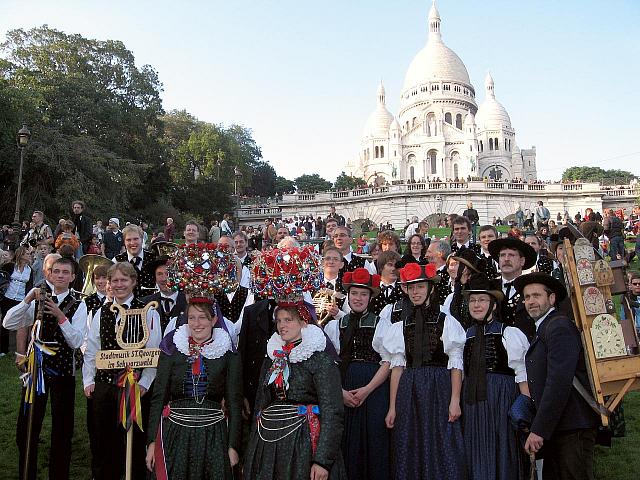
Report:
346,1,538,184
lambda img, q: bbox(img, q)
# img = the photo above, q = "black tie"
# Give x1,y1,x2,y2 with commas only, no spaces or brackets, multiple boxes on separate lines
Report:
504,282,514,299
162,297,175,314
381,285,393,297
326,282,335,291
130,257,142,268
51,295,58,304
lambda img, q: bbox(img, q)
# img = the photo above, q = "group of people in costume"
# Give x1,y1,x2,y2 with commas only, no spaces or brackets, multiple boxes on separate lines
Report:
2,219,603,480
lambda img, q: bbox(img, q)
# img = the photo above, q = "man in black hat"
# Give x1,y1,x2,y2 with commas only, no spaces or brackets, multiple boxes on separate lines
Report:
514,273,600,480
488,237,537,339
141,256,186,335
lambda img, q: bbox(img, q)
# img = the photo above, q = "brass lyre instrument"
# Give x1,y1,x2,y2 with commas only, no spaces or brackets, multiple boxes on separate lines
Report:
111,301,159,349
312,288,346,325
79,254,114,296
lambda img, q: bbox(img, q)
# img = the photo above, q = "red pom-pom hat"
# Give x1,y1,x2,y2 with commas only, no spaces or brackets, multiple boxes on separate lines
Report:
399,263,441,285
342,267,381,296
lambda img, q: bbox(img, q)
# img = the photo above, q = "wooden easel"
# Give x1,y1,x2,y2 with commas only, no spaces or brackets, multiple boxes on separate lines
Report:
562,239,640,426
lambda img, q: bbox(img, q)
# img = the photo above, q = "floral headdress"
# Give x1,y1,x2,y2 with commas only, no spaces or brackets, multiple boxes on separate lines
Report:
250,246,323,300
167,242,239,302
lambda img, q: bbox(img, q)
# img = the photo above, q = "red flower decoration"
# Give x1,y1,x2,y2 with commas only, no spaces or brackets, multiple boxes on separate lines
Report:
352,268,370,284
343,272,353,284
371,275,381,289
400,262,422,282
424,263,437,279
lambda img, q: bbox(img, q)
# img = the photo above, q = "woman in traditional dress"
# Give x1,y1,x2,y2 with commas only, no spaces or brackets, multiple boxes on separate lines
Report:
457,272,530,479
145,298,242,479
382,262,466,480
324,268,390,480
243,302,347,480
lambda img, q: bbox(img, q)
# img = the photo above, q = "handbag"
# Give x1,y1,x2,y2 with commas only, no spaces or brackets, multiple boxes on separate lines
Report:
508,393,536,432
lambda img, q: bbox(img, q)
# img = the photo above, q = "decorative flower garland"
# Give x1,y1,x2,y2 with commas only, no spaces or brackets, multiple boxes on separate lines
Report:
250,246,323,300
167,242,239,298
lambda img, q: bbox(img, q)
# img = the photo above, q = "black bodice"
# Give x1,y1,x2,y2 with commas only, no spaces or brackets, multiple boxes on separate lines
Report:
463,321,514,376
338,312,381,364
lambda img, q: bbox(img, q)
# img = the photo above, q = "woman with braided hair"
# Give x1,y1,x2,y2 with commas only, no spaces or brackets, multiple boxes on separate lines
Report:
454,272,530,480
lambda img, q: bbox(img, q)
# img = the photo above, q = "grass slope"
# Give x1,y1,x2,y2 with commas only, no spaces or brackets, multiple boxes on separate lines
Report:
0,355,638,478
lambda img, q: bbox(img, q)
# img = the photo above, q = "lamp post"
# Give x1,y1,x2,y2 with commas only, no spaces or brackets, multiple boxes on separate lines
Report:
14,124,31,223
216,151,224,180
234,166,242,228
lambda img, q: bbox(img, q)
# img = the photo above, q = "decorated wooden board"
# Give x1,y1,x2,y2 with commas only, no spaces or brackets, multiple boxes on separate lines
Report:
563,240,640,426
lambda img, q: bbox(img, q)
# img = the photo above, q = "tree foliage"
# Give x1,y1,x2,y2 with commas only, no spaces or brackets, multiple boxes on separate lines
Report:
275,176,295,195
334,171,363,190
0,26,276,227
562,166,636,184
294,174,332,193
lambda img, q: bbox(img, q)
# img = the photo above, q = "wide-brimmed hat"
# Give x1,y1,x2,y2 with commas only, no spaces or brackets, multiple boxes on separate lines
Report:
462,272,504,302
342,267,381,296
448,248,483,273
399,263,440,285
488,238,537,270
147,255,170,275
514,272,567,302
549,227,577,256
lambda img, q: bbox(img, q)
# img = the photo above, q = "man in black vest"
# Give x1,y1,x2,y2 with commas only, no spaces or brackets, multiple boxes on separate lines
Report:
514,273,600,480
113,224,157,297
450,215,481,256
141,256,187,335
3,257,87,480
334,226,365,276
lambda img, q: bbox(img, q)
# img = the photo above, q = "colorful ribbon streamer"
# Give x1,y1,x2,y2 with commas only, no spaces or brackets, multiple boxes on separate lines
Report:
22,334,58,412
117,367,143,431
297,404,321,455
153,405,171,480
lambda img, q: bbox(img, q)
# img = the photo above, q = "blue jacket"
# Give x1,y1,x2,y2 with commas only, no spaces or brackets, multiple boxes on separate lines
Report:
526,309,600,439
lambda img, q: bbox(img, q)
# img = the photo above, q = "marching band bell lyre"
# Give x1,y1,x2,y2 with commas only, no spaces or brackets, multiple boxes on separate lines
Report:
111,301,158,349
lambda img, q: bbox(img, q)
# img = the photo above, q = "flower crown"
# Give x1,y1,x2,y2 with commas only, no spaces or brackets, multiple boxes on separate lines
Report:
250,246,323,299
399,263,440,284
167,242,239,298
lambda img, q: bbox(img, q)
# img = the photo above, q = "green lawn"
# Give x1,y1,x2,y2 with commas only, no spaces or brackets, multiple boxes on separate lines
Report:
0,355,638,479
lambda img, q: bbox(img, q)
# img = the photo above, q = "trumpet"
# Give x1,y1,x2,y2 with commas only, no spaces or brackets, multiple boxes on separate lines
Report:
150,241,179,258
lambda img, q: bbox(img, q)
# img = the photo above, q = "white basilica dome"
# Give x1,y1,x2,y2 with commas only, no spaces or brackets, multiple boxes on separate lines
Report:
475,72,512,129
363,82,394,138
401,2,472,96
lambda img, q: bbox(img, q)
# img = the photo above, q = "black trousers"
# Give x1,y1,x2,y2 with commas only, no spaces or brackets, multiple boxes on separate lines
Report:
0,296,20,353
16,375,76,480
542,428,596,480
91,381,151,480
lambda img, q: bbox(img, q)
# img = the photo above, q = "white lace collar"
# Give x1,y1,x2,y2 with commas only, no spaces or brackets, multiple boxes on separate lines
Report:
173,324,232,360
266,324,326,363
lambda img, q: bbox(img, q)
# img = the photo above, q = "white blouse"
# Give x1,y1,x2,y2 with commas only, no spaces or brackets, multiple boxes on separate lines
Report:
380,302,465,370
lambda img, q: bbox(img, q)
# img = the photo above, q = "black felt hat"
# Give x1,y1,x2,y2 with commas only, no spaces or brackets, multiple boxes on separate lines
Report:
146,255,170,274
514,272,567,302
488,238,537,270
463,272,504,302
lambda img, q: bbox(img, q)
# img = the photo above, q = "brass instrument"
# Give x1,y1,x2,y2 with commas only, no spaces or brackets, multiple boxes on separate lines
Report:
150,241,179,258
79,254,114,296
312,288,346,325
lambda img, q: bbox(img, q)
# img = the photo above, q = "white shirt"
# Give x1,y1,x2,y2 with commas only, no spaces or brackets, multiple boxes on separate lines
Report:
534,307,555,331
4,265,32,301
501,276,519,299
82,293,161,390
455,240,471,250
3,287,88,373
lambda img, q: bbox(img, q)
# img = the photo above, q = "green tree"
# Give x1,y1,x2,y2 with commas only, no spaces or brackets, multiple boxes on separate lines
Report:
250,161,277,197
275,176,295,195
334,171,363,190
562,167,636,185
294,174,332,193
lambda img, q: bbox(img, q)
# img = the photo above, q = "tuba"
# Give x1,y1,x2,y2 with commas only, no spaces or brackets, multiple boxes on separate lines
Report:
79,254,114,297
150,241,179,258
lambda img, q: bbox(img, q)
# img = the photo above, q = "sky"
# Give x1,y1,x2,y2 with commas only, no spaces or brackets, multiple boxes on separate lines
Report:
1,0,639,181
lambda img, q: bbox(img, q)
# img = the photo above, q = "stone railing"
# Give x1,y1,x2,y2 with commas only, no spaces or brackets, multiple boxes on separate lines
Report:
280,182,639,205
237,206,282,218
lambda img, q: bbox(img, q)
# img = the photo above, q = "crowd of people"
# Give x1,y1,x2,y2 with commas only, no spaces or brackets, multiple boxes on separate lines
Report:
0,199,638,480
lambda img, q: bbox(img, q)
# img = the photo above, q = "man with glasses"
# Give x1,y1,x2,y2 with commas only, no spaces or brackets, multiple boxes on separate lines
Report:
333,226,365,275
316,246,348,321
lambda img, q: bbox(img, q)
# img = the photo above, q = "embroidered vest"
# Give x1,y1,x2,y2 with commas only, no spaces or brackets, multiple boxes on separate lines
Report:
216,287,249,322
42,291,81,377
338,312,381,364
463,322,514,376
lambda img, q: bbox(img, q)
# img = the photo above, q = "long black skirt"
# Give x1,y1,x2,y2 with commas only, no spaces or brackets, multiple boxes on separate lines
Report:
342,361,390,480
463,373,525,480
392,365,466,480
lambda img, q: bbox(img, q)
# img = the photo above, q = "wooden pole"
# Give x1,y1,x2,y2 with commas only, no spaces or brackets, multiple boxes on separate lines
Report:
125,427,133,480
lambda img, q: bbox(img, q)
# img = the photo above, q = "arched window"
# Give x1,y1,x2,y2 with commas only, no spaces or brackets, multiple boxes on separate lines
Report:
410,166,415,181
428,150,437,174
479,140,483,152
494,137,499,150
489,138,494,150
412,117,417,127
405,121,409,131
504,139,508,150
445,112,452,124
508,139,511,151
366,148,370,160
455,114,462,129
454,163,459,179
380,146,384,158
